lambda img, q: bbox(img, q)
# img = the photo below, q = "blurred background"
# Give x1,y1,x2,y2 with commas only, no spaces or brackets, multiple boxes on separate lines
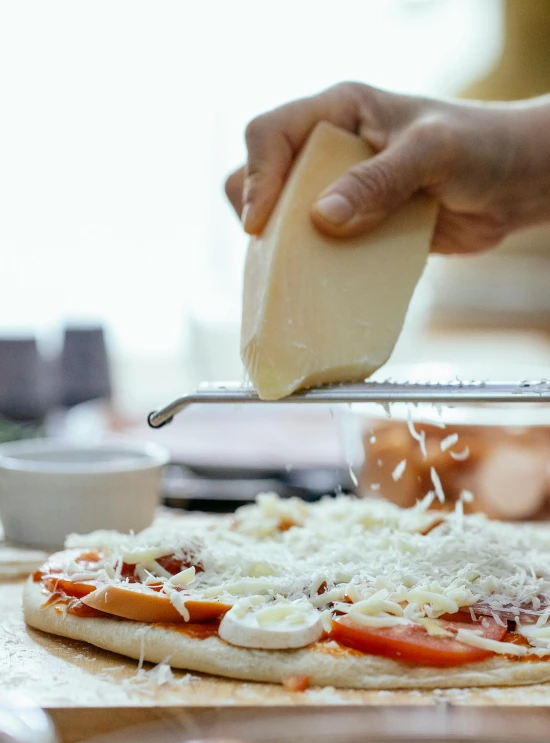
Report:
1,0,550,516
3,5,550,737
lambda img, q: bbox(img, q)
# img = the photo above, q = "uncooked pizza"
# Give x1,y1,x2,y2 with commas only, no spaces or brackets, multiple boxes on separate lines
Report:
24,493,550,689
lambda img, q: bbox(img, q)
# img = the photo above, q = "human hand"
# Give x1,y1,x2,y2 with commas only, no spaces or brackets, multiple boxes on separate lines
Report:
225,83,550,254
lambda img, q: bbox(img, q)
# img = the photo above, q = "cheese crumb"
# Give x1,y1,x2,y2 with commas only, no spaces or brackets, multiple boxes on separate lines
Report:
407,414,427,460
455,628,527,657
450,446,470,462
392,459,407,482
430,467,445,504
170,566,196,586
440,434,459,452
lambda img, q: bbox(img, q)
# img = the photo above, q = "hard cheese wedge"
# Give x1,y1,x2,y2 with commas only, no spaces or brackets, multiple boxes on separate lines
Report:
241,121,437,400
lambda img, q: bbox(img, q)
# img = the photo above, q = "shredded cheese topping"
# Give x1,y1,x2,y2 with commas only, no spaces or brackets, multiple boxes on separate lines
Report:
53,493,550,657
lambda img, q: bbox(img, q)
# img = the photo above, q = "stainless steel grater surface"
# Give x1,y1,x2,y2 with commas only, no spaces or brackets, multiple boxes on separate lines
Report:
148,380,550,428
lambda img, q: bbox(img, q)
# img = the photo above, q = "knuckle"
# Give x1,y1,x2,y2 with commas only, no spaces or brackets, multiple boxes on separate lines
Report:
330,80,361,96
325,80,371,107
412,117,448,147
409,115,459,168
344,162,397,208
244,115,268,146
224,170,241,201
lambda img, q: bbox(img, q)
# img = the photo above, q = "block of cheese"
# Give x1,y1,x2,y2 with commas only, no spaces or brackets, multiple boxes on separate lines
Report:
241,121,437,400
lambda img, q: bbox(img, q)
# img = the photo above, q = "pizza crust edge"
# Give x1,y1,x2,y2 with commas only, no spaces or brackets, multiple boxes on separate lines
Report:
22,578,550,690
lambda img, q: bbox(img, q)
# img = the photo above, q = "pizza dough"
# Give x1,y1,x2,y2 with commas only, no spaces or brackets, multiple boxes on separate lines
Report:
24,494,550,689
23,579,550,689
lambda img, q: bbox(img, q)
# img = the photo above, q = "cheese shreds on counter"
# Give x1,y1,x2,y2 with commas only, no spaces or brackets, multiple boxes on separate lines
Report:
240,121,437,400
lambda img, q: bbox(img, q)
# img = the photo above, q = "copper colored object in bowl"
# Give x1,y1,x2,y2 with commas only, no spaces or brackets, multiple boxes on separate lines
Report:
360,418,550,520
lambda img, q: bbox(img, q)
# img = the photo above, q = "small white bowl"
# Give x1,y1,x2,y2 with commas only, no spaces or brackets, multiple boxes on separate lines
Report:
0,438,169,548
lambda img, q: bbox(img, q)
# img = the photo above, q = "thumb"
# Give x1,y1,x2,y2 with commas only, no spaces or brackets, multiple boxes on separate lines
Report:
311,137,430,239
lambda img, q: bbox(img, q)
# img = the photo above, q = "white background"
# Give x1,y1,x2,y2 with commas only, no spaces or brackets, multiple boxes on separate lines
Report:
0,0,503,412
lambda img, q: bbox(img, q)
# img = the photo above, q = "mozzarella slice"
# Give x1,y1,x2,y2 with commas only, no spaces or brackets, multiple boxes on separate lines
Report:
219,602,323,649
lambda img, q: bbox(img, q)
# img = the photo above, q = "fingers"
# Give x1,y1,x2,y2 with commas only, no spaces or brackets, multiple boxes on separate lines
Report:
241,112,295,234
311,129,436,239
430,210,506,255
238,83,364,234
225,167,246,218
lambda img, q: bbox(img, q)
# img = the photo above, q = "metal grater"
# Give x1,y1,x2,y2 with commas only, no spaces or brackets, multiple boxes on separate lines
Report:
148,380,550,428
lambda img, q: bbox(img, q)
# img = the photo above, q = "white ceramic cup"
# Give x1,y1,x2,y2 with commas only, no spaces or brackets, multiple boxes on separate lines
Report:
0,438,170,548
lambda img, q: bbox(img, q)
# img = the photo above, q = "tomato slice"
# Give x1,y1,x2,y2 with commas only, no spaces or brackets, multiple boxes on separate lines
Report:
119,562,139,582
65,599,108,618
329,615,507,666
117,555,203,582
439,610,477,623
44,576,99,598
33,566,62,582
75,551,101,563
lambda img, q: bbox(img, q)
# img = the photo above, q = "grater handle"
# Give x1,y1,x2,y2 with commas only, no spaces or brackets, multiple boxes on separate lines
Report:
148,380,550,429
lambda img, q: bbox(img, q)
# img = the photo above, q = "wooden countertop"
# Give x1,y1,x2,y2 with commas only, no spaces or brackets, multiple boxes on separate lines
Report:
47,706,550,743
4,579,550,742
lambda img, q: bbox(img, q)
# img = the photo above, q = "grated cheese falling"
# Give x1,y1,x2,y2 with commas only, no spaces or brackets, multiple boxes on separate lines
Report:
419,490,436,511
440,434,459,452
430,467,445,504
460,490,475,504
454,499,464,531
392,459,407,482
450,446,470,462
407,414,427,460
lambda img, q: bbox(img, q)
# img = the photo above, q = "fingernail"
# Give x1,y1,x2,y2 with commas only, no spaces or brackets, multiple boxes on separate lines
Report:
242,177,252,203
241,203,253,229
314,194,354,225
